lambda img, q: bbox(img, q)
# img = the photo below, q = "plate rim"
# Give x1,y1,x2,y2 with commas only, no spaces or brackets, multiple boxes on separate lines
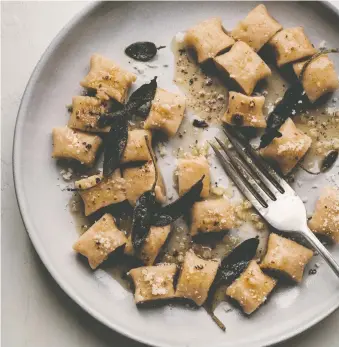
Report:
12,2,339,347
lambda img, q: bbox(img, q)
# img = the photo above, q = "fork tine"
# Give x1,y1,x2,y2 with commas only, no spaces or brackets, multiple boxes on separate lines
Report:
223,126,292,194
215,137,277,201
209,142,268,210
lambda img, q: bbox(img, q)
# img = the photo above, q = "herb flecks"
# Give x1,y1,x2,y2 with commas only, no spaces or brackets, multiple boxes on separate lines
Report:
152,176,204,226
125,42,166,62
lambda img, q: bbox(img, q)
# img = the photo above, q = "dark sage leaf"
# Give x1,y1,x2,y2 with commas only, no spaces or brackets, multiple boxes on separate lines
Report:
125,42,166,62
214,238,259,287
97,77,157,127
205,238,259,329
127,77,157,117
259,83,305,149
300,150,338,175
102,114,128,177
131,137,158,252
152,176,204,227
259,48,339,149
321,150,338,172
193,119,209,128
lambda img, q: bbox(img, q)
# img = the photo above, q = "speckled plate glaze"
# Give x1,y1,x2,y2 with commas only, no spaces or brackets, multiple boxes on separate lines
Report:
13,2,339,347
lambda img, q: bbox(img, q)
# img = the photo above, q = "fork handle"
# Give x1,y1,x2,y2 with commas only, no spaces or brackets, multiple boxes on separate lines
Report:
301,226,339,278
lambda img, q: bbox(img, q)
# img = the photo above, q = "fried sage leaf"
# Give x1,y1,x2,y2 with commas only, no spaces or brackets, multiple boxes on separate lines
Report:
301,150,338,175
131,137,158,252
102,114,128,177
205,238,259,331
125,42,166,62
259,83,306,149
193,119,209,128
259,48,339,149
152,176,204,227
214,238,259,287
128,76,157,118
321,150,338,172
98,77,157,127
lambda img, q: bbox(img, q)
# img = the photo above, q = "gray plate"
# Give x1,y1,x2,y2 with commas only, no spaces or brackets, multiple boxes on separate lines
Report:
13,2,339,347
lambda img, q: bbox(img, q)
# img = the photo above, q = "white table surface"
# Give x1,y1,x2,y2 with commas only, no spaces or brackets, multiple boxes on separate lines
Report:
2,2,339,346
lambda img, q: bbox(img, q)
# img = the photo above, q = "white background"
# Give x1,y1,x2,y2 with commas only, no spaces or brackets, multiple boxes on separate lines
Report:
2,2,339,346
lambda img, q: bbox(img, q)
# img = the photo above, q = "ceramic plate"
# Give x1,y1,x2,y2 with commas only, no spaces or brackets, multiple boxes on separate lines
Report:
13,2,339,347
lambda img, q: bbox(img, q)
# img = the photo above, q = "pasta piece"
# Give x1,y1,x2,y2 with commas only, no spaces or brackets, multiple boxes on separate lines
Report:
76,170,126,216
176,250,220,306
269,27,317,67
177,157,210,198
123,161,166,206
259,118,312,175
260,233,313,282
185,17,235,63
80,54,136,102
125,226,172,265
52,126,102,166
190,198,237,236
214,41,271,95
121,130,152,164
223,92,266,128
226,260,276,314
140,225,172,265
68,96,109,132
129,263,177,304
308,187,339,243
144,88,186,137
293,55,339,103
231,4,282,52
73,214,127,269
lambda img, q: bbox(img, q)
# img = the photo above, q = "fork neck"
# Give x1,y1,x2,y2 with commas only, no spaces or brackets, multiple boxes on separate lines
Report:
300,225,339,278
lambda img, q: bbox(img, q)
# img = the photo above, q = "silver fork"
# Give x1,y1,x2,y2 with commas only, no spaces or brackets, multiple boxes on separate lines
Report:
210,127,339,278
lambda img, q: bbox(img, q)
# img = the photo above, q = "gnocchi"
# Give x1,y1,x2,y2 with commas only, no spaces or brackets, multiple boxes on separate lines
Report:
259,118,312,175
269,27,317,67
308,187,339,243
177,156,210,198
224,92,266,128
73,214,127,269
190,198,237,236
144,88,186,137
123,161,166,206
231,4,282,52
121,130,153,164
80,54,136,102
176,250,220,306
260,233,313,282
185,17,234,63
76,170,127,216
52,126,102,166
129,264,177,304
68,96,110,133
214,41,271,95
293,54,339,103
226,260,277,314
